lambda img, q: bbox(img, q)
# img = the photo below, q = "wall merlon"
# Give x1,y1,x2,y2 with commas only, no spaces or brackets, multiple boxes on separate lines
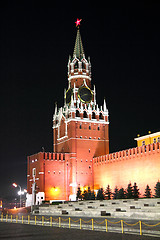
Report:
33,152,71,161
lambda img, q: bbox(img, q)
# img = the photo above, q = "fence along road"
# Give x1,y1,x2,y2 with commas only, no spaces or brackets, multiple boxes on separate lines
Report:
1,214,160,237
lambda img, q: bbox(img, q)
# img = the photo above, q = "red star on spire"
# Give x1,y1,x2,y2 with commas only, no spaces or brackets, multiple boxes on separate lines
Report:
75,18,82,27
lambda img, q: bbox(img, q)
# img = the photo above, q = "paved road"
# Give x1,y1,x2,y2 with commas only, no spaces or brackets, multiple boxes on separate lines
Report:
0,222,159,240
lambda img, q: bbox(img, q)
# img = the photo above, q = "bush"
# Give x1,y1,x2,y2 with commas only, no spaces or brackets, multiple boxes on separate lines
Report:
42,200,50,204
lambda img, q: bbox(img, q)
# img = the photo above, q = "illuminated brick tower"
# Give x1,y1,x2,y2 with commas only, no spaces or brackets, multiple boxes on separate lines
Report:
26,20,109,205
53,21,109,200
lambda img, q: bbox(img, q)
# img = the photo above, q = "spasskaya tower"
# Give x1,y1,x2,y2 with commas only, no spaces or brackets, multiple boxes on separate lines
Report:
52,19,109,200
26,19,160,206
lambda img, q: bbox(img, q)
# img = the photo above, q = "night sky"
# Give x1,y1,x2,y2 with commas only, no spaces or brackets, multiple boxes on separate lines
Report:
1,3,160,199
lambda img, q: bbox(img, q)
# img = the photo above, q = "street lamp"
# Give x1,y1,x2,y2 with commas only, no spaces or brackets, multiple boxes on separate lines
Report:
12,183,27,208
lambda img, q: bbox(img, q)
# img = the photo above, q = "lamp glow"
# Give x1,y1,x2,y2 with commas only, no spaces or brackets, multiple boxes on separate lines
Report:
12,183,17,188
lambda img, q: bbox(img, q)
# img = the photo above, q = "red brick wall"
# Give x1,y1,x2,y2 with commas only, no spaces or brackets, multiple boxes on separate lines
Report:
27,152,45,194
93,143,160,196
27,152,71,201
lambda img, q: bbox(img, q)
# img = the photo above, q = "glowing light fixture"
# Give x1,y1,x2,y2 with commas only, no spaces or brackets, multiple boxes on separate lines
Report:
12,183,17,188
50,187,60,196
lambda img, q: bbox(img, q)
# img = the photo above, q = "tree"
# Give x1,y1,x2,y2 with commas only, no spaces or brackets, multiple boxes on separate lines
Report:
87,186,92,200
113,186,119,199
154,180,160,198
105,185,112,200
96,188,105,200
91,191,95,200
76,187,82,200
126,183,133,199
133,182,140,199
82,190,88,200
144,185,152,198
117,188,126,199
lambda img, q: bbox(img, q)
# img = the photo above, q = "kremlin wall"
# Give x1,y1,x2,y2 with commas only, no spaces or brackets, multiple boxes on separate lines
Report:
26,21,160,206
93,141,160,196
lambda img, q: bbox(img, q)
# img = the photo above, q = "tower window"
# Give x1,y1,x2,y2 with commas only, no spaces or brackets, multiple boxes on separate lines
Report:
99,112,104,120
74,61,78,69
89,125,91,130
83,111,88,118
142,141,145,146
32,168,36,177
153,138,156,144
92,112,96,119
98,126,100,131
158,137,160,143
76,110,80,117
80,124,82,129
82,62,85,69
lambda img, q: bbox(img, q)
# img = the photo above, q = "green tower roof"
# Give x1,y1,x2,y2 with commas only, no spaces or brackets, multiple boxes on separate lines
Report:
73,28,85,59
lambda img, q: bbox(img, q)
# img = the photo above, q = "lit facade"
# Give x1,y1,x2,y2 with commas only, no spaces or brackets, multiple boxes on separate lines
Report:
26,26,160,206
134,132,160,147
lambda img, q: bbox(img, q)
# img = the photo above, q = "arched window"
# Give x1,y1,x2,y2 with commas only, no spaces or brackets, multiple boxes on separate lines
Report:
82,62,85,69
83,111,88,118
92,111,96,119
74,61,78,69
142,141,145,146
99,112,104,120
76,110,80,117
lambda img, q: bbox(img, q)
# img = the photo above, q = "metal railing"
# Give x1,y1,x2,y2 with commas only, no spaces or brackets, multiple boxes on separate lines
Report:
1,214,160,236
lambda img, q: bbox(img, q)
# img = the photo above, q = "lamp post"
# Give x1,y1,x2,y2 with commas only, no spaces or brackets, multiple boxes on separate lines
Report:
12,183,27,208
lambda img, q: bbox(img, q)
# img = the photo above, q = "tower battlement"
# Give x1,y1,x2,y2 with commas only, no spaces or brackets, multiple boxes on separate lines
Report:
28,152,70,161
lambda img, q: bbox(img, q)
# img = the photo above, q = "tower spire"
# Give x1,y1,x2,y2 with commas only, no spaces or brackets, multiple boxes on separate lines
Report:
73,24,85,59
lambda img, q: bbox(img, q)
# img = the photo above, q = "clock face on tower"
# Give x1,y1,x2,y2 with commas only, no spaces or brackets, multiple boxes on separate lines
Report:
65,88,73,104
78,86,93,103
